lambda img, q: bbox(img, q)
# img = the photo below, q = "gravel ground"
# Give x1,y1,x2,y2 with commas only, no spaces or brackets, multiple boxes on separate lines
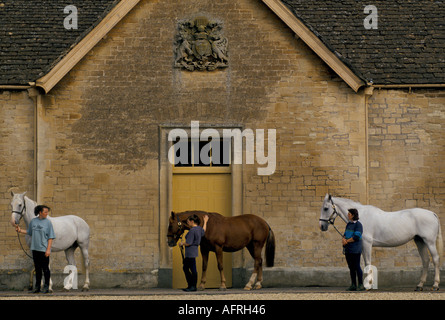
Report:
1,287,444,300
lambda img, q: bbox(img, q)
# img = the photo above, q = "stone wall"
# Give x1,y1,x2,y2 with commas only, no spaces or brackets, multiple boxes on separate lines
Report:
367,88,445,269
0,91,35,270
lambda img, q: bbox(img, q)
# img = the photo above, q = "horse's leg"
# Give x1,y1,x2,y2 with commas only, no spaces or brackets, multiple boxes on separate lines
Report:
64,246,76,291
414,237,429,291
244,243,257,290
424,239,440,290
215,245,226,291
65,246,76,265
47,263,53,293
362,240,373,290
48,273,53,292
79,245,90,291
253,242,264,290
29,268,35,291
198,248,209,291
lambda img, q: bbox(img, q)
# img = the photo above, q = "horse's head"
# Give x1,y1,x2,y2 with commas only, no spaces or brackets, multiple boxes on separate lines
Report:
10,191,27,227
319,193,335,231
167,211,185,247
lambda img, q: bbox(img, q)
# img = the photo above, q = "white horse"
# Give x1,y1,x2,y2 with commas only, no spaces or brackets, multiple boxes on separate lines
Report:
319,194,443,291
10,192,91,291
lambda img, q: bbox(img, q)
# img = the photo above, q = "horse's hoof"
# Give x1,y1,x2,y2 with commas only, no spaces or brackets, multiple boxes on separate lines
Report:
254,284,262,290
219,287,227,291
431,287,440,291
198,286,205,291
415,286,423,292
82,287,89,292
244,286,252,291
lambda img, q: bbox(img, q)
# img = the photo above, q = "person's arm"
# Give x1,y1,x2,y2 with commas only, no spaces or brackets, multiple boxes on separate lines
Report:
45,238,53,257
351,222,363,242
202,215,209,232
179,229,195,247
342,223,362,245
15,226,27,235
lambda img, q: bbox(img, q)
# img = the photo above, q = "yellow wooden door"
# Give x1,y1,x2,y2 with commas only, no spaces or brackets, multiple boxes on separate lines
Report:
172,172,232,289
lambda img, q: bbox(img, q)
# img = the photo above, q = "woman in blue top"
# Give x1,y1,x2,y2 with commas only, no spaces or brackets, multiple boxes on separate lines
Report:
16,205,56,293
342,208,364,291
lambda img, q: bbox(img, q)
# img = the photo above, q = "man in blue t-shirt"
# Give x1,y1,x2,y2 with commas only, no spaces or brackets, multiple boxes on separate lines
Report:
16,205,56,293
179,214,208,292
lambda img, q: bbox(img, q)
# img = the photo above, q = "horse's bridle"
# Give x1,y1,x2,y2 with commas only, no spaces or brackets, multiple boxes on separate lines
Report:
168,214,185,243
319,197,338,224
12,200,32,259
12,200,26,219
168,214,187,261
319,197,343,237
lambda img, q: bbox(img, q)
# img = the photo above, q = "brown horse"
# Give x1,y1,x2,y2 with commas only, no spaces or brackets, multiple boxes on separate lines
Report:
167,210,275,290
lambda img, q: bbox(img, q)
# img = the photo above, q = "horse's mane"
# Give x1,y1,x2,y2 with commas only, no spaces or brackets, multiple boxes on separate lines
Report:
176,210,224,224
333,196,384,214
24,196,37,207
334,197,364,208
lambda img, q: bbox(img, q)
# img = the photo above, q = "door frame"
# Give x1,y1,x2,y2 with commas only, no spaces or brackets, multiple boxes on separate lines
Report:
158,124,243,287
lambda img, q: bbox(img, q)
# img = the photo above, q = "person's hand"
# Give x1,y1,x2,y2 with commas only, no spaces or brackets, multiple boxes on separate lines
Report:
45,249,51,257
203,215,209,223
15,226,21,233
342,237,348,247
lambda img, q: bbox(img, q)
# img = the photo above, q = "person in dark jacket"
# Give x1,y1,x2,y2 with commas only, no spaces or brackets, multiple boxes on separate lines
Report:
179,214,208,292
342,208,364,291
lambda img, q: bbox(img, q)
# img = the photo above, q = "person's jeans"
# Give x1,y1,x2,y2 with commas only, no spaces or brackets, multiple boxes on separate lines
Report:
345,252,363,286
183,257,197,288
32,250,50,288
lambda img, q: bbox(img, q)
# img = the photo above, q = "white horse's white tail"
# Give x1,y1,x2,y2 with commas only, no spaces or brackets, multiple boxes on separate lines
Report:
437,221,443,262
80,250,86,275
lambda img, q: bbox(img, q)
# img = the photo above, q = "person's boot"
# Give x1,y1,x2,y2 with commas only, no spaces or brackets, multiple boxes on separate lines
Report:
346,284,357,291
41,284,50,294
183,286,197,292
32,287,41,294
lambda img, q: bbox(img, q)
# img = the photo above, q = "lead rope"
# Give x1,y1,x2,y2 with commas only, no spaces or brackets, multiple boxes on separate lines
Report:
17,227,33,259
13,202,33,259
329,202,346,255
179,234,185,262
330,204,344,238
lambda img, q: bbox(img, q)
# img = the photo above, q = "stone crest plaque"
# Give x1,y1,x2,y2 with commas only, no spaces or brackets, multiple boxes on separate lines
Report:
174,16,228,71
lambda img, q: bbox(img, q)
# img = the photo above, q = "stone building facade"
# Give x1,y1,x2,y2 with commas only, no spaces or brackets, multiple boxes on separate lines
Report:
0,0,444,289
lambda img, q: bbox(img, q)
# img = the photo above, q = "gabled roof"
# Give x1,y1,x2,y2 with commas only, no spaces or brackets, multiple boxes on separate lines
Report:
0,0,444,93
277,0,445,87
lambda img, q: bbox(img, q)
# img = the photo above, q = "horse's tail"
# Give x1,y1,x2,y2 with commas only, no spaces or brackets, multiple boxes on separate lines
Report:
80,247,86,275
437,220,443,262
265,227,275,268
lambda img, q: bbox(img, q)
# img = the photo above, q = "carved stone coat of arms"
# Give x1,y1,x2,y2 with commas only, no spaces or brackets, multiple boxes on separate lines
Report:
174,17,228,71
